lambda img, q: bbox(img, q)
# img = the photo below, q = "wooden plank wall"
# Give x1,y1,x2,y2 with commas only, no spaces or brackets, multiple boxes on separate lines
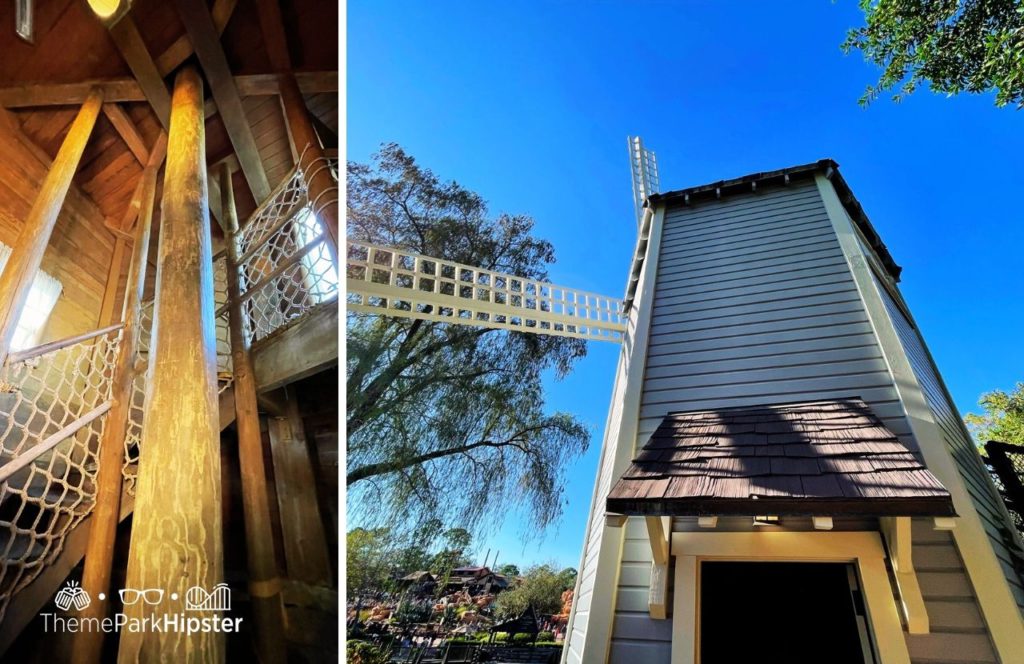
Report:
600,181,1002,663
0,122,117,343
872,268,1024,612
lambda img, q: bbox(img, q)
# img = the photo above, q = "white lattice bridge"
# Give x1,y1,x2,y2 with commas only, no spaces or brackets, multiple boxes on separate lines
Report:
346,241,627,342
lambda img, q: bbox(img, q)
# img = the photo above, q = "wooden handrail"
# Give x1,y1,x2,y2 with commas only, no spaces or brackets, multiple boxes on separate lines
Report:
0,402,112,483
5,323,123,365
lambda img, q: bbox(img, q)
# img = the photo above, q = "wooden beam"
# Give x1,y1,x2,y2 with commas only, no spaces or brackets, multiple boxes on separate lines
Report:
102,103,148,164
251,301,338,393
255,0,339,266
176,0,271,202
221,164,287,662
97,237,128,327
0,72,339,108
117,66,224,662
74,137,158,664
268,395,333,586
155,0,238,76
234,72,339,97
107,17,171,128
0,89,103,364
120,132,168,232
880,516,930,634
648,560,669,620
645,516,670,566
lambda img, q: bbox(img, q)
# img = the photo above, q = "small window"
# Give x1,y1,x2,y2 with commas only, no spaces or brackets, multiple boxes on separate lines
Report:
293,207,338,301
0,242,64,351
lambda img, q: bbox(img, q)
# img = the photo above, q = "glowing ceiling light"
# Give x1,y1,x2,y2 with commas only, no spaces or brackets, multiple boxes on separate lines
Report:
87,0,129,20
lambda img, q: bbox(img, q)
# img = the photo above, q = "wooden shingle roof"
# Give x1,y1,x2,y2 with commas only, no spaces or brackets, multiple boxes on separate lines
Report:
607,398,955,517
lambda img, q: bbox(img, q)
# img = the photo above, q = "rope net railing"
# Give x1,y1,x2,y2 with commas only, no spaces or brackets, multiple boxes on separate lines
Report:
225,159,338,345
346,241,627,342
0,325,121,620
0,154,339,620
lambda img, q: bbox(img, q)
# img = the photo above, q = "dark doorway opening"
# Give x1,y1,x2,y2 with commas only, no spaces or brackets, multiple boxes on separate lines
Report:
700,561,874,664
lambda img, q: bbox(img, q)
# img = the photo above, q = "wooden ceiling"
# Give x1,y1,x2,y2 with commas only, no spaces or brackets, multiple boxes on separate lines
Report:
0,0,338,232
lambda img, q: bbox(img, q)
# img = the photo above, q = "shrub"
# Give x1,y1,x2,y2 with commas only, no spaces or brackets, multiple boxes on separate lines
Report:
535,641,561,647
493,632,509,643
537,631,553,642
346,640,388,664
511,633,534,644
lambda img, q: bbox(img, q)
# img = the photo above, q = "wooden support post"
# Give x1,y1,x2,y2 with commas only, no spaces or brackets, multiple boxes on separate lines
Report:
73,133,160,664
255,0,339,269
0,88,103,364
98,237,128,327
880,516,930,634
117,67,224,663
267,394,332,586
645,516,671,619
221,164,287,662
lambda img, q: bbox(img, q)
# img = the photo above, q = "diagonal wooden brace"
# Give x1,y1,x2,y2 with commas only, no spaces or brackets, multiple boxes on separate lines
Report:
880,516,929,634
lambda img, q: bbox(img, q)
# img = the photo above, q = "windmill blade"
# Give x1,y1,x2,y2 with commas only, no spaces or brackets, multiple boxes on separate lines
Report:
346,240,626,342
628,136,660,229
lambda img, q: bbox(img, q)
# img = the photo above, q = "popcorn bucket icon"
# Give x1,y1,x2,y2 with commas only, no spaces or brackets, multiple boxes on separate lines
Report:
55,580,91,611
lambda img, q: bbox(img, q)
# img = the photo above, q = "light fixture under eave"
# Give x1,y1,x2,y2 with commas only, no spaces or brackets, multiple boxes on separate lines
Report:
87,0,131,22
752,515,780,527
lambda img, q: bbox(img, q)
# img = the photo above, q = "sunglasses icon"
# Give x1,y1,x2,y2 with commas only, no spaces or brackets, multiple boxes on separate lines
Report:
119,588,165,606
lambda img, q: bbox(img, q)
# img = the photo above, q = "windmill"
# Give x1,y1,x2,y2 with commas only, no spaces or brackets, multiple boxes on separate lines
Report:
345,146,1024,664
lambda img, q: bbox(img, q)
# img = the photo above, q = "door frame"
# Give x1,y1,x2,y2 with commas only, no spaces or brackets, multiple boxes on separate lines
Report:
670,531,910,664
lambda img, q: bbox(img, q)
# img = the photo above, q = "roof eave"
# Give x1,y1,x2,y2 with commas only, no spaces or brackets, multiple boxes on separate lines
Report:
646,159,902,282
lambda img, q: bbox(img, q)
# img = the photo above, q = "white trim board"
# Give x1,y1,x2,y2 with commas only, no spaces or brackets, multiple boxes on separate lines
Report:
670,531,910,664
815,174,1024,662
561,206,666,664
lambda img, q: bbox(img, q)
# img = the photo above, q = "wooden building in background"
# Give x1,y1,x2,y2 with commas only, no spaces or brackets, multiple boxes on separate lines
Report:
0,0,338,661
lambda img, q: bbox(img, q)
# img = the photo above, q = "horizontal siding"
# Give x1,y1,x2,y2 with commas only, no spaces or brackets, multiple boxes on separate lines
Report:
610,181,918,662
874,272,1024,611
902,522,997,663
609,518,672,663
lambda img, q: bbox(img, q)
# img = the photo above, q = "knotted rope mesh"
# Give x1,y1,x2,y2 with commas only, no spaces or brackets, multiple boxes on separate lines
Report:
0,156,338,621
0,328,120,620
233,160,338,344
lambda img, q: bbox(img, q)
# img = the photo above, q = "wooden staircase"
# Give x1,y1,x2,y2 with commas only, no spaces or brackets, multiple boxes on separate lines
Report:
0,298,337,655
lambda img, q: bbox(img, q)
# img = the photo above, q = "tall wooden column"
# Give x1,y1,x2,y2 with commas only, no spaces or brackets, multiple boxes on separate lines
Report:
74,134,161,664
254,0,339,268
117,66,224,663
220,163,287,663
267,395,332,586
0,88,103,364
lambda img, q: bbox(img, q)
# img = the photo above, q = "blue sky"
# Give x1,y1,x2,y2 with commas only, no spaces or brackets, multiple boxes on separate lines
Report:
347,1,1024,569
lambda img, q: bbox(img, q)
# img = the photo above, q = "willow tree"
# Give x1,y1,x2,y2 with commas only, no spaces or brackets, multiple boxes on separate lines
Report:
346,144,589,537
